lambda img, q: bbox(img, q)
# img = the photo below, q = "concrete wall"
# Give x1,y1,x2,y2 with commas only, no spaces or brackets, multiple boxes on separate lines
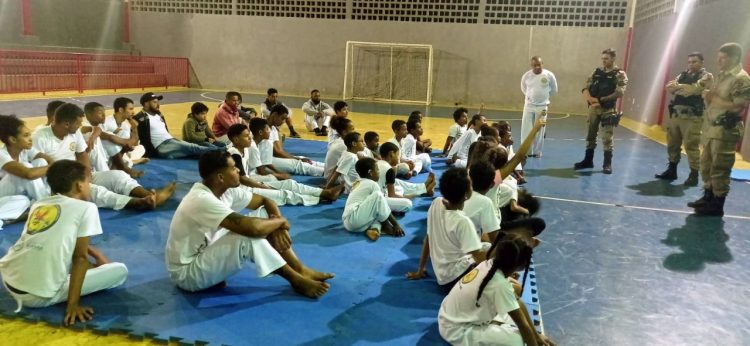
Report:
0,0,125,51
131,13,627,114
623,0,750,156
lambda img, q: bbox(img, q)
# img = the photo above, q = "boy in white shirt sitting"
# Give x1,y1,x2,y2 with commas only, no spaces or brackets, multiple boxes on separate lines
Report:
325,132,365,193
0,160,128,325
360,131,381,160
101,97,148,178
387,120,416,178
446,114,487,168
464,161,503,245
327,101,350,146
404,119,432,173
266,105,325,177
324,117,355,180
342,157,403,241
406,168,486,292
441,107,469,156
377,142,435,213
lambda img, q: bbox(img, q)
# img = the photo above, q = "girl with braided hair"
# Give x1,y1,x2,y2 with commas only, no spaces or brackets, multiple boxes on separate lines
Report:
437,234,555,346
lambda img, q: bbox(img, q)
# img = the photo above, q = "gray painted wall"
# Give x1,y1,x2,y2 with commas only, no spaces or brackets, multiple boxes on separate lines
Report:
130,13,628,114
624,0,750,156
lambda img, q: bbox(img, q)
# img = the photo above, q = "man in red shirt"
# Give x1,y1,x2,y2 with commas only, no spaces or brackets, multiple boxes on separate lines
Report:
212,91,245,144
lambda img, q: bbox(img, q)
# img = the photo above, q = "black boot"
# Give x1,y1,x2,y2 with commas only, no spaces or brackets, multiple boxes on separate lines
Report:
289,126,301,138
602,151,613,174
683,169,699,186
574,149,595,170
687,189,712,208
694,195,725,217
655,162,678,180
314,128,322,136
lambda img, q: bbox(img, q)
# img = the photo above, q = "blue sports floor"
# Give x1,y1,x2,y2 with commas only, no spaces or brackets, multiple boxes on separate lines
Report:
1,91,750,345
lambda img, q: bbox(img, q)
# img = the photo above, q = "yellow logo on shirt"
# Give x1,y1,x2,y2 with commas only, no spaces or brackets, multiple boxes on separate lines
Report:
69,142,76,152
461,268,480,284
26,205,61,235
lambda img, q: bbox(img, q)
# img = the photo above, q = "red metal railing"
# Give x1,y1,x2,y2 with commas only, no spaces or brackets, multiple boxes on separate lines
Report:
0,50,189,94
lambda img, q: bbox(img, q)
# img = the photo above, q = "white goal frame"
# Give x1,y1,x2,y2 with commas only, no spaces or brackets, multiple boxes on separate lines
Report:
343,41,433,105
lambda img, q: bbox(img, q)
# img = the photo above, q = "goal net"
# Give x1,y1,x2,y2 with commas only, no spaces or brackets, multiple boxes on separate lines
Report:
343,41,433,105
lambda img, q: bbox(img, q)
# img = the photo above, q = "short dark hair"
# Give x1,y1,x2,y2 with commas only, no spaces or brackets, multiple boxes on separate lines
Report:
199,151,232,179
364,131,379,142
249,117,268,136
391,119,406,132
719,43,743,63
485,147,509,170
191,102,209,115
602,48,616,58
343,131,361,149
310,89,320,95
332,117,352,134
83,102,103,115
379,141,399,157
355,157,377,178
113,97,133,113
270,104,289,116
453,107,468,122
469,161,496,192
333,101,348,113
440,168,471,204
227,123,248,140
225,91,241,100
0,114,24,145
687,52,704,61
47,160,87,194
470,114,484,126
46,100,65,119
267,88,278,96
518,190,540,216
54,103,84,124
406,119,421,132
480,125,499,138
409,110,422,118
494,120,511,132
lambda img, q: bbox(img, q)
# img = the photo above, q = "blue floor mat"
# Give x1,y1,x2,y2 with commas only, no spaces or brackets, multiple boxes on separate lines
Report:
730,168,750,181
0,139,541,345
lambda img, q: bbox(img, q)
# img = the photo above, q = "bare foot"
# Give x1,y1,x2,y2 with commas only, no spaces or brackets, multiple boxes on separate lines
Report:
382,220,405,237
87,247,111,267
320,184,344,201
291,276,330,298
300,266,335,281
129,169,144,178
424,172,436,196
154,182,177,207
365,228,380,241
133,158,150,165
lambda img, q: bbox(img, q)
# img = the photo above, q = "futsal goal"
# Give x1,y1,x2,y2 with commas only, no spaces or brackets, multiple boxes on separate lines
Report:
343,41,433,105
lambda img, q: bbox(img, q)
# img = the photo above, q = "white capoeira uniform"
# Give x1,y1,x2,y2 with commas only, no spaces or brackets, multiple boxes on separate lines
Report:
32,127,133,210
398,134,432,174
229,145,323,206
268,126,324,176
165,183,287,292
447,129,480,169
301,99,334,131
0,147,50,201
101,115,145,168
520,68,558,157
335,151,360,193
447,123,467,148
0,196,31,229
439,259,523,346
342,178,391,233
0,195,128,311
324,137,346,180
375,160,426,213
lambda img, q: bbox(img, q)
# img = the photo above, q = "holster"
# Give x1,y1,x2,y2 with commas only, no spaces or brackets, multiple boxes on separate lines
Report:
713,112,742,130
600,112,623,127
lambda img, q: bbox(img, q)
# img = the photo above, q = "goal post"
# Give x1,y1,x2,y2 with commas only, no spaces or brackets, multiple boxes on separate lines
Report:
343,41,433,105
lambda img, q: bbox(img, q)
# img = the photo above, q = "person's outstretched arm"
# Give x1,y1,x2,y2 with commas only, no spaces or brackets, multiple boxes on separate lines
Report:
406,236,430,280
65,236,94,326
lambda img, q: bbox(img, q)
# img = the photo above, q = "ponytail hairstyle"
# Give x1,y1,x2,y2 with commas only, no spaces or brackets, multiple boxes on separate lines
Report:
0,114,24,146
476,234,532,307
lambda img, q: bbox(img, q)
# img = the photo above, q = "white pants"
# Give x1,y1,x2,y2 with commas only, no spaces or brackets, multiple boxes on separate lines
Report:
453,159,467,169
439,314,522,346
272,157,325,176
92,170,140,196
0,196,31,227
409,153,432,174
89,184,132,210
343,192,391,233
520,104,548,157
4,262,128,310
0,159,50,200
304,114,330,131
386,179,427,212
167,209,286,292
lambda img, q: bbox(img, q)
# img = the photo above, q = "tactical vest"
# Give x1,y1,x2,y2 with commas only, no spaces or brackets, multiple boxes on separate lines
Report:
588,68,620,109
671,70,705,114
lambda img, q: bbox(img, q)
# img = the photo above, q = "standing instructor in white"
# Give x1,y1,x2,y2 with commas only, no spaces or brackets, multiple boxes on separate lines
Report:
520,56,558,157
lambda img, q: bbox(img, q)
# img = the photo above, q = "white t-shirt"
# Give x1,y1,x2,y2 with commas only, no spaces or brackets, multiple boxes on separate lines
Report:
387,137,403,150
336,151,360,190
447,129,479,160
258,139,274,166
101,115,131,157
229,143,263,176
32,127,87,162
0,147,40,180
146,112,173,148
448,123,467,142
327,129,339,147
324,138,346,179
427,198,482,285
462,192,501,236
359,147,374,159
376,160,396,193
521,69,558,106
0,195,102,297
401,134,419,161
438,259,520,344
81,125,112,173
166,183,253,269
269,126,281,143
343,178,381,217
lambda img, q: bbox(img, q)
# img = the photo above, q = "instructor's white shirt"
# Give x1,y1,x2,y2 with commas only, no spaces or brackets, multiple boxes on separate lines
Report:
521,69,558,106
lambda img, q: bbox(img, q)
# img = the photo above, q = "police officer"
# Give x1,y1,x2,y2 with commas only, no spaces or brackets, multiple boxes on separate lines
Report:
688,43,750,216
574,48,628,174
656,52,712,186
